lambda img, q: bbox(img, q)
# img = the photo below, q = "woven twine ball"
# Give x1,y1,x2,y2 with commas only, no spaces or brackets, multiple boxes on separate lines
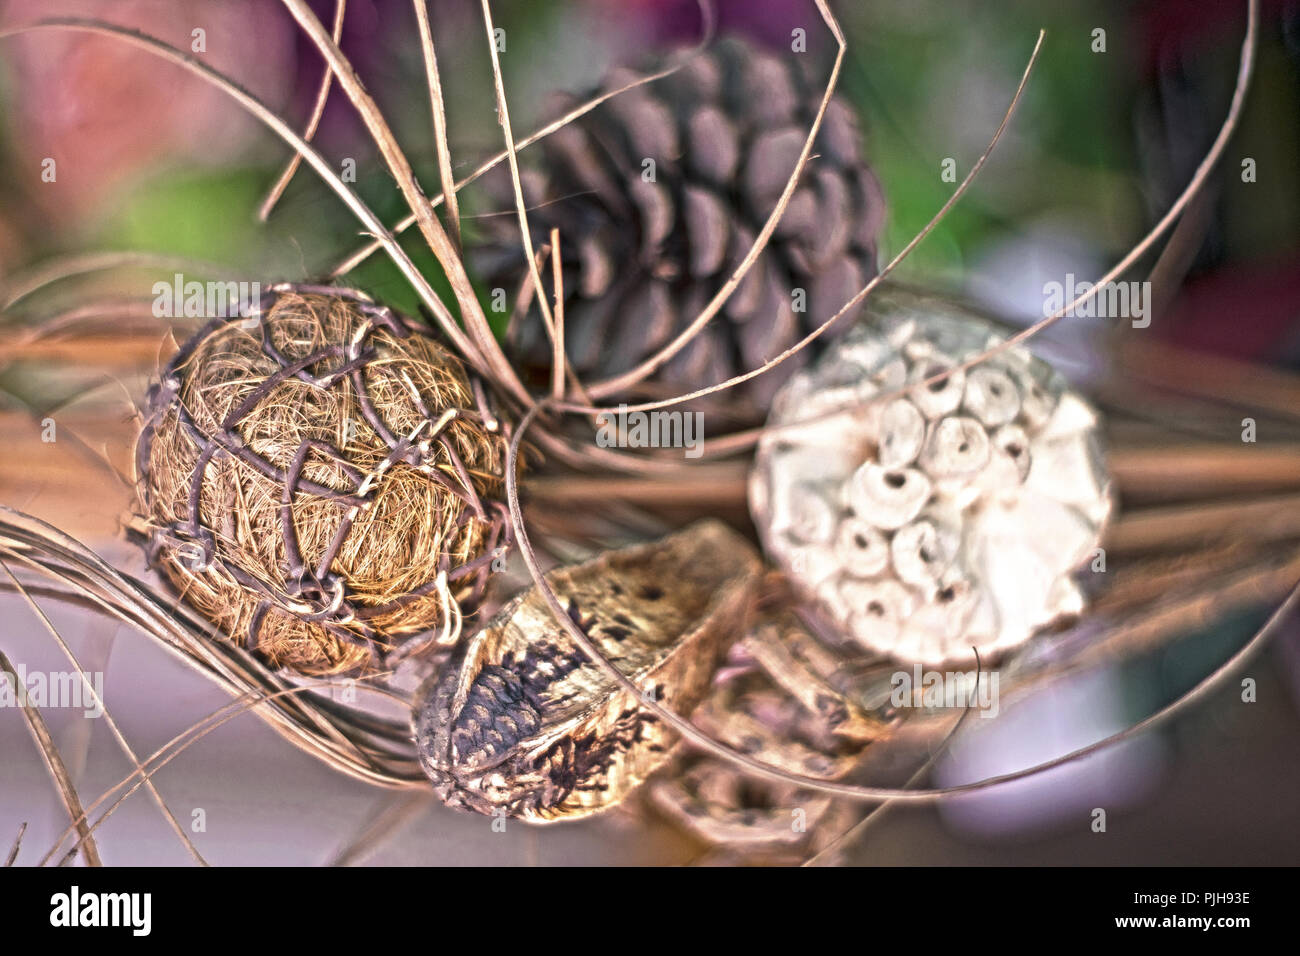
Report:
134,285,506,676
749,292,1113,666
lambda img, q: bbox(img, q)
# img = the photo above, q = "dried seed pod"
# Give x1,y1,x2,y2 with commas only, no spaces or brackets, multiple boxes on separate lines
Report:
750,289,1112,665
876,398,926,469
919,415,991,479
133,285,507,676
412,521,762,822
648,757,855,863
907,357,966,419
963,366,1021,426
644,606,892,862
834,517,890,577
890,519,957,594
737,617,884,744
846,463,931,530
993,423,1032,482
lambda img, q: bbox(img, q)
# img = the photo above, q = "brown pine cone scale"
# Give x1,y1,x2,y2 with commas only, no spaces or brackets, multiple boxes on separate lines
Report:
473,37,885,414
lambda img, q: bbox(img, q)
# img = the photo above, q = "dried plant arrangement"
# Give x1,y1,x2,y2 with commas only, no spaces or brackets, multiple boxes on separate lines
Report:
0,0,1296,875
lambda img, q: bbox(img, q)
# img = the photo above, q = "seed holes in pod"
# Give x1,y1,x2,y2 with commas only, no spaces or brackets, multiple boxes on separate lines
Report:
841,579,910,651
993,424,1032,482
847,463,931,530
920,416,990,478
908,358,965,418
891,520,955,593
877,398,926,469
748,291,1112,665
834,517,889,577
963,367,1021,427
936,583,957,603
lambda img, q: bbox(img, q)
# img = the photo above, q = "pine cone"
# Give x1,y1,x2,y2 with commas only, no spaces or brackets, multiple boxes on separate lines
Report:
471,37,885,413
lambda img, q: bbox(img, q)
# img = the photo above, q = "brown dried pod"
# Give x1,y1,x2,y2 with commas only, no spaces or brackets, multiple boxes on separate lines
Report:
412,520,762,822
646,610,890,864
132,284,509,677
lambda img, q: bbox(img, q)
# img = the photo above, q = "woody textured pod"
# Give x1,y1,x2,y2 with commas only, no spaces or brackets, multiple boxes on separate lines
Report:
412,521,762,822
748,291,1112,666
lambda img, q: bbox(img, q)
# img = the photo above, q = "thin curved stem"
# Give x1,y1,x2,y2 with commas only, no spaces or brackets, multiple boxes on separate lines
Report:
2,562,209,865
412,0,461,250
1,251,238,313
258,0,347,221
0,645,102,866
584,0,849,400
556,28,1046,416
553,0,1256,431
888,0,1261,409
280,0,526,405
326,1,716,279
38,672,407,867
478,0,559,356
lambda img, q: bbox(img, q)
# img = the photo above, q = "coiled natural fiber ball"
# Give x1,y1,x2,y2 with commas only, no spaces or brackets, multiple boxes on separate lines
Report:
134,285,507,676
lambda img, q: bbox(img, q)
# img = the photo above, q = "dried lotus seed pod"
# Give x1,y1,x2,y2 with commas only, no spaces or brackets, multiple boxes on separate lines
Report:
834,517,890,577
877,398,926,469
919,416,991,479
846,463,931,531
907,356,965,419
749,290,1112,666
963,366,1021,426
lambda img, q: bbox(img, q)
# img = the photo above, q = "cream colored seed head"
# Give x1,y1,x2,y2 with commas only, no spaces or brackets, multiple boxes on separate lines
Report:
750,294,1112,667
